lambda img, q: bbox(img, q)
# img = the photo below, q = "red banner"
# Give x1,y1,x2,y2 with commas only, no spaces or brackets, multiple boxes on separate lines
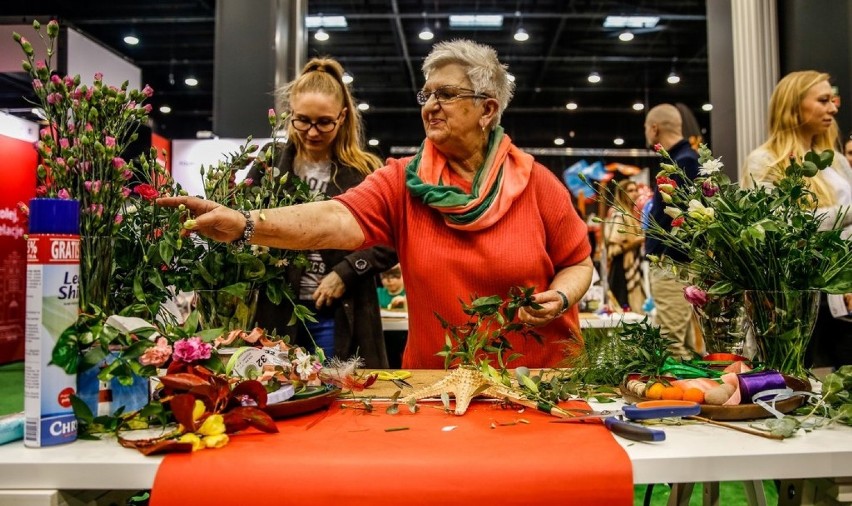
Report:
0,133,37,364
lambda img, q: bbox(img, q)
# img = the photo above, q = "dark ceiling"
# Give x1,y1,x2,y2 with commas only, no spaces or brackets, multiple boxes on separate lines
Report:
0,0,709,163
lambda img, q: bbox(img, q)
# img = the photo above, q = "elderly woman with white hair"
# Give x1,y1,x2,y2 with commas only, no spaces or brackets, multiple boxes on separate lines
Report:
160,39,593,369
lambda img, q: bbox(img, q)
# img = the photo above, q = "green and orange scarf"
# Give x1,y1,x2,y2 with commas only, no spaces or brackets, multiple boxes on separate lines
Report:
405,126,534,231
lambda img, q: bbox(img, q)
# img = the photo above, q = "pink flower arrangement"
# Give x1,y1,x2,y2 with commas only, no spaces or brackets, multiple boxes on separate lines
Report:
173,337,213,363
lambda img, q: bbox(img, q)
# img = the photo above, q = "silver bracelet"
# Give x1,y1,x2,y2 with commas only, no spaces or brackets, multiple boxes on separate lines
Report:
231,210,255,249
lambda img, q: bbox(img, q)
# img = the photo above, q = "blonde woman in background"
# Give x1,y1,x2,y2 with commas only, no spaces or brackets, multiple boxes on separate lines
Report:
606,179,645,312
743,69,852,369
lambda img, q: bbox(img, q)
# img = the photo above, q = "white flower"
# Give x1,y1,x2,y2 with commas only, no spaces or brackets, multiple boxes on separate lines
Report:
699,157,723,176
293,348,315,380
250,245,269,256
663,206,682,219
687,199,715,221
274,258,289,268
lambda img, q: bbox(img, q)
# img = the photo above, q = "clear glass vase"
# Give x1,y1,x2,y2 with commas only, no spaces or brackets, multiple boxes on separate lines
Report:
692,293,753,358
742,289,820,378
79,235,115,314
195,288,260,331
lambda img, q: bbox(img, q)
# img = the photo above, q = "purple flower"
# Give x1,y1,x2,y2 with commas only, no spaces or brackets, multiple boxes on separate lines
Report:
702,180,719,197
173,337,212,363
683,285,708,307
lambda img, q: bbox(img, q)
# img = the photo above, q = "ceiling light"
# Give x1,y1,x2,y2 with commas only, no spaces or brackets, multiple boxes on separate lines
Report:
306,16,348,28
702,103,713,111
565,101,578,110
666,71,681,84
196,130,215,139
603,15,660,29
613,137,625,146
368,139,379,146
314,28,329,41
342,72,353,84
553,137,565,146
159,105,172,114
587,72,601,84
419,26,434,40
123,35,139,45
632,102,645,111
357,102,370,111
184,77,198,87
513,27,529,42
448,15,503,28
618,31,634,42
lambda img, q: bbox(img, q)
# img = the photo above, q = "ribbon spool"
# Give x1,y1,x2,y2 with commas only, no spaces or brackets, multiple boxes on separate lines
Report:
738,370,788,403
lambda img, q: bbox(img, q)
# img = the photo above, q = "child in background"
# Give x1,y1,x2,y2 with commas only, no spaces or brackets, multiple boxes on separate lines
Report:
377,265,406,310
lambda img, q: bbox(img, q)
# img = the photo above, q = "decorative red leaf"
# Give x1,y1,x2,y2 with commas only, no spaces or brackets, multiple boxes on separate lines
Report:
363,373,378,389
118,435,194,455
229,380,269,408
170,393,200,431
224,407,278,434
222,411,250,433
159,373,211,391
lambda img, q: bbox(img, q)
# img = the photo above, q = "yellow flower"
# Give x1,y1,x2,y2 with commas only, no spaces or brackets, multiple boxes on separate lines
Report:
197,414,226,436
203,433,230,449
192,399,206,422
177,433,204,452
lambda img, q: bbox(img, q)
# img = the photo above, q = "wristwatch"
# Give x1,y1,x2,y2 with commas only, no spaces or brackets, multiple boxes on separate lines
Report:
231,210,255,249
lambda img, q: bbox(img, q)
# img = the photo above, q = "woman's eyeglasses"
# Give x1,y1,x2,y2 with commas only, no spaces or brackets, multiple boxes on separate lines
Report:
291,115,340,133
416,86,490,106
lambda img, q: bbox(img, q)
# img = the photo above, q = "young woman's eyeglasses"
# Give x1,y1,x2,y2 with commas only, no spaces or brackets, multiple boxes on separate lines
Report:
416,86,490,106
291,115,341,133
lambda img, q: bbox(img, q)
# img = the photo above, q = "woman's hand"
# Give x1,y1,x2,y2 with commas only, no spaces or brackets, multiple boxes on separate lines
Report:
313,271,346,309
518,289,568,327
157,196,247,243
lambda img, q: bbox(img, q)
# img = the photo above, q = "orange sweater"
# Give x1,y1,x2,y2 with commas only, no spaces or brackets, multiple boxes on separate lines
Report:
336,157,591,369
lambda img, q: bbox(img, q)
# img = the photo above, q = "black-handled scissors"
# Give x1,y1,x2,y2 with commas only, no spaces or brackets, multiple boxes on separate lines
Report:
553,400,701,442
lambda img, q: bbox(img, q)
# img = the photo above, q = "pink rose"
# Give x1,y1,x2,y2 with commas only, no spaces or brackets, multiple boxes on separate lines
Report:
683,285,708,307
173,337,212,363
139,337,172,367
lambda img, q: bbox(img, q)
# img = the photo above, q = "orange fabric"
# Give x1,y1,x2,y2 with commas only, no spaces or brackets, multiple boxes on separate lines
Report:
151,400,632,506
336,158,592,369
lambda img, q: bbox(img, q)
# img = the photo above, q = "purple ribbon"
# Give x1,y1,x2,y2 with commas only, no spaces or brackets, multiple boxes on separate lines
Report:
738,370,787,403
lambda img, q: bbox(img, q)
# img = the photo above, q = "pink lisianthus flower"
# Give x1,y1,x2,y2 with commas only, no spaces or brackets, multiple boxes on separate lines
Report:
94,72,103,82
104,136,116,148
114,214,123,225
57,188,71,199
683,285,708,307
59,138,70,149
173,337,213,363
139,337,173,367
113,157,126,169
142,84,154,97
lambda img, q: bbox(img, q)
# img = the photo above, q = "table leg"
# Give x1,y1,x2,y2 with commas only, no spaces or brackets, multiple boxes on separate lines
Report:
743,480,768,506
702,482,720,506
668,483,695,506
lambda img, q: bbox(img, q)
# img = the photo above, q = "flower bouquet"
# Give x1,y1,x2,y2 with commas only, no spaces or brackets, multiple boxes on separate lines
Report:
634,143,852,377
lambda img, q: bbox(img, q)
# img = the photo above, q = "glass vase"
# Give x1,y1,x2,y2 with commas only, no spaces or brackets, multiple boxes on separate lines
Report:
692,293,753,358
79,235,115,314
742,290,820,378
195,289,260,331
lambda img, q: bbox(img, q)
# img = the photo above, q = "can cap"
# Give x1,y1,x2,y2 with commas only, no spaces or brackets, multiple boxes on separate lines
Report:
28,198,80,235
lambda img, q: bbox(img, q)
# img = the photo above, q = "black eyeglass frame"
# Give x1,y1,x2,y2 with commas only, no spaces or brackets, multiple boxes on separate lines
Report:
290,113,343,133
416,85,491,106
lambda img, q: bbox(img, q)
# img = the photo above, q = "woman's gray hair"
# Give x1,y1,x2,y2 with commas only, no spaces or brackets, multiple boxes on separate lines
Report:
422,39,514,128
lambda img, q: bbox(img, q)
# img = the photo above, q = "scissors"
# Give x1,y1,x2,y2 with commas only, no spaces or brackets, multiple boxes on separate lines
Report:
553,400,701,442
370,370,413,389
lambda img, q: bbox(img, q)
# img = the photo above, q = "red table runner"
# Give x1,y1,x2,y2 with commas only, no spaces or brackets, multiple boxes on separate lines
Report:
151,400,633,505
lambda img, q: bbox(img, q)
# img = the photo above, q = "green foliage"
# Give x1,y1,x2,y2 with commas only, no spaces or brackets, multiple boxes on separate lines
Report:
434,286,543,370
639,144,852,294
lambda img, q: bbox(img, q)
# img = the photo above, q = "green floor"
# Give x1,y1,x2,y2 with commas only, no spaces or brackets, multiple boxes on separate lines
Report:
0,361,23,416
0,362,779,505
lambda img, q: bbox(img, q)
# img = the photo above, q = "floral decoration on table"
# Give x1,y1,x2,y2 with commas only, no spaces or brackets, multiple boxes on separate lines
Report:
600,143,852,378
179,124,319,332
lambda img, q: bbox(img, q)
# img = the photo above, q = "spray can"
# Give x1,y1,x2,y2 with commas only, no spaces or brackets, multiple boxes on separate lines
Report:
24,198,80,447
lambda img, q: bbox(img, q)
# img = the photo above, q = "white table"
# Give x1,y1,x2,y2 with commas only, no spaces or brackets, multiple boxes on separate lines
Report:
1,402,850,506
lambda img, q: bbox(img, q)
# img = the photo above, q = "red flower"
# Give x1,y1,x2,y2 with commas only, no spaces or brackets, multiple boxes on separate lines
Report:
656,176,677,188
134,183,159,201
654,143,663,152
671,216,685,227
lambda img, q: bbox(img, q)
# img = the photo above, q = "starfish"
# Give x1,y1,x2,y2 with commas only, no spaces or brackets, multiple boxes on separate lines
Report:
400,365,529,415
